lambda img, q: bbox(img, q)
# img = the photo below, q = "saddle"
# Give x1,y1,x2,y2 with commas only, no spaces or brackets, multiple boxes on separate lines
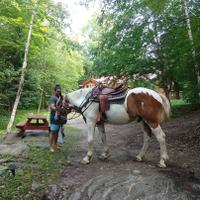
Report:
93,84,128,99
92,85,128,121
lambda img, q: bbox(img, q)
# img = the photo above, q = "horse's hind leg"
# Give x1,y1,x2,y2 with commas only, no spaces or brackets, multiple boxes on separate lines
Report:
97,123,109,160
136,121,151,161
151,125,169,168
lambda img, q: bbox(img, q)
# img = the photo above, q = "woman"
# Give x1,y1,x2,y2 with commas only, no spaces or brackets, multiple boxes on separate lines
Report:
48,84,63,152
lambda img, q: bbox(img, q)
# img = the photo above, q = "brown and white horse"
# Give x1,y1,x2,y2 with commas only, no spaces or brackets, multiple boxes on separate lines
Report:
63,87,171,167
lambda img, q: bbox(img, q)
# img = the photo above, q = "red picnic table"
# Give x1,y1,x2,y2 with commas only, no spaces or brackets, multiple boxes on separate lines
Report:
16,115,49,138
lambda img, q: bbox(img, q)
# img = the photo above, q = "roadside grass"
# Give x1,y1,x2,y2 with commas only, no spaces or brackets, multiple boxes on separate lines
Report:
171,99,189,108
170,99,195,118
0,109,81,199
65,125,80,132
0,134,80,200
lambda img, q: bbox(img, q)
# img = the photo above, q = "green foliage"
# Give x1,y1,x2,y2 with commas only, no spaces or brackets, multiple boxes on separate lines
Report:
83,0,200,105
29,28,84,107
131,80,155,89
0,61,20,112
171,99,189,108
0,0,85,116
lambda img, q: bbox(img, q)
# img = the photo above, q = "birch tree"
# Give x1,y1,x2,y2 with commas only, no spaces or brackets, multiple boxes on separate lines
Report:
6,1,38,134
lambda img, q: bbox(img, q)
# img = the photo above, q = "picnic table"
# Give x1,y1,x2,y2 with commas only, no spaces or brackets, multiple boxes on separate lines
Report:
16,115,49,138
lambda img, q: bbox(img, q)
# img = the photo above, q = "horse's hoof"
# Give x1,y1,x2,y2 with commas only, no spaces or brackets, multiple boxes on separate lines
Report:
163,154,169,161
81,159,90,165
81,156,92,165
99,153,110,161
158,160,167,168
136,155,143,162
158,163,167,168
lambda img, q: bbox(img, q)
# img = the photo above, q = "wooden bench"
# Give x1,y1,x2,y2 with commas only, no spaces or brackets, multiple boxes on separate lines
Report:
16,115,49,138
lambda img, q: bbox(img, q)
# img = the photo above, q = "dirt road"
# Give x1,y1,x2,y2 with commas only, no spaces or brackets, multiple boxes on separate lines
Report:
43,108,200,200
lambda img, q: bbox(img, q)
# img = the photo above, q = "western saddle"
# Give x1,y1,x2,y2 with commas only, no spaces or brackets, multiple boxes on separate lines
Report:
92,84,128,122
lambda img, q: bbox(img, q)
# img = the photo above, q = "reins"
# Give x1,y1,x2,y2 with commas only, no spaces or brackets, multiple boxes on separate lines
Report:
79,100,93,115
74,89,95,115
67,112,81,120
64,88,95,119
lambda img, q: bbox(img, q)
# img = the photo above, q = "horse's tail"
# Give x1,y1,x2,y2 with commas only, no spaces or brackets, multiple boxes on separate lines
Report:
159,93,171,121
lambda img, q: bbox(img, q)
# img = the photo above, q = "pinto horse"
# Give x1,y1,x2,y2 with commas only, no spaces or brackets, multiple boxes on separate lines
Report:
62,87,171,168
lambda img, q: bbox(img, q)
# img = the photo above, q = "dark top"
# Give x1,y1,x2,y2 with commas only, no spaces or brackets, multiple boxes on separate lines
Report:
49,95,59,124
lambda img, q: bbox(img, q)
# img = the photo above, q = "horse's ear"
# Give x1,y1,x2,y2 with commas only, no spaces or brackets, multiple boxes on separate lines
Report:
64,95,69,103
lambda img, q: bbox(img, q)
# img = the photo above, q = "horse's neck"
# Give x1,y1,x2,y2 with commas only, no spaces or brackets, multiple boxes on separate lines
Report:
68,88,93,107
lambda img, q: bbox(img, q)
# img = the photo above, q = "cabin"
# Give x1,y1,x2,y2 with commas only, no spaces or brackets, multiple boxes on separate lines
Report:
80,76,126,89
80,79,97,88
80,77,180,100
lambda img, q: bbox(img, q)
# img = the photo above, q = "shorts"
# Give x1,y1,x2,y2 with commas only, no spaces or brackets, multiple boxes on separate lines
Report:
50,124,60,132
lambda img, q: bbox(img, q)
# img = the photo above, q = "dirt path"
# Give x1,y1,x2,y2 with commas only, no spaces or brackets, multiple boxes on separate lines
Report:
43,109,200,200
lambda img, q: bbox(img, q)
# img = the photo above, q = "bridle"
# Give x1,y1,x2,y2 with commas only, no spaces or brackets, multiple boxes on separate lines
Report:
77,89,94,114
63,89,95,118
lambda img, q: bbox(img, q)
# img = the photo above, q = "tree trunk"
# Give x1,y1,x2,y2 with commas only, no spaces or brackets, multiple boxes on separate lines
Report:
183,0,200,96
173,81,180,99
6,3,38,134
37,88,44,114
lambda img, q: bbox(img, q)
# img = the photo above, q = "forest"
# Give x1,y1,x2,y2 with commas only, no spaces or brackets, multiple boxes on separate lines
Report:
0,1,200,199
0,0,199,134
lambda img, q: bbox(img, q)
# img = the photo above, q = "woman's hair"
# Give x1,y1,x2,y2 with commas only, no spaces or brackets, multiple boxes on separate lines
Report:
54,84,61,92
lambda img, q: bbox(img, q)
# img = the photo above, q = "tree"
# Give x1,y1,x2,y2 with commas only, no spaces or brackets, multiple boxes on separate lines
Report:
83,0,200,105
6,0,38,134
183,0,200,98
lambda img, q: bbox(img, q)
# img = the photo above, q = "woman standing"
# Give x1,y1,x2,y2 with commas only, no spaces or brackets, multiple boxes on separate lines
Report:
48,84,62,152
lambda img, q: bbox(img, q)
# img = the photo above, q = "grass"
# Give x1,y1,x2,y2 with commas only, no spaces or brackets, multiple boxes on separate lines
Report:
170,99,189,108
170,99,195,118
0,134,80,200
65,125,81,132
0,109,81,199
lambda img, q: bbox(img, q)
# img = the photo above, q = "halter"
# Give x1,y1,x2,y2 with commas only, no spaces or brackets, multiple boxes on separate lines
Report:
78,89,94,114
64,89,95,116
67,112,81,120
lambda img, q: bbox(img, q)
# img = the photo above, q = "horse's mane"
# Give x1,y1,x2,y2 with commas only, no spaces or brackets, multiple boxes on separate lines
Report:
67,87,94,106
72,87,94,95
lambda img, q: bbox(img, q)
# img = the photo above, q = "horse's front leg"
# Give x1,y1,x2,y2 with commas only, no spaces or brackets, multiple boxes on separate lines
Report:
97,123,109,160
81,121,96,164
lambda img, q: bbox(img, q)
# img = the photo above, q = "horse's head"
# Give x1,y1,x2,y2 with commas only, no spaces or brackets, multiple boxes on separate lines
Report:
58,88,95,115
56,96,72,117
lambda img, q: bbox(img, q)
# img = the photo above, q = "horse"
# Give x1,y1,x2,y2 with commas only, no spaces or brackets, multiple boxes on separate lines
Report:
61,87,171,168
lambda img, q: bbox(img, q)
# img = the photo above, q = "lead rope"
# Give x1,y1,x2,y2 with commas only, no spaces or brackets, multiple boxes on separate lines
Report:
67,112,81,120
67,99,93,121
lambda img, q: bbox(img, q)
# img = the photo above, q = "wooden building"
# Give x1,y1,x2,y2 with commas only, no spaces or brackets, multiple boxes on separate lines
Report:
80,79,97,88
